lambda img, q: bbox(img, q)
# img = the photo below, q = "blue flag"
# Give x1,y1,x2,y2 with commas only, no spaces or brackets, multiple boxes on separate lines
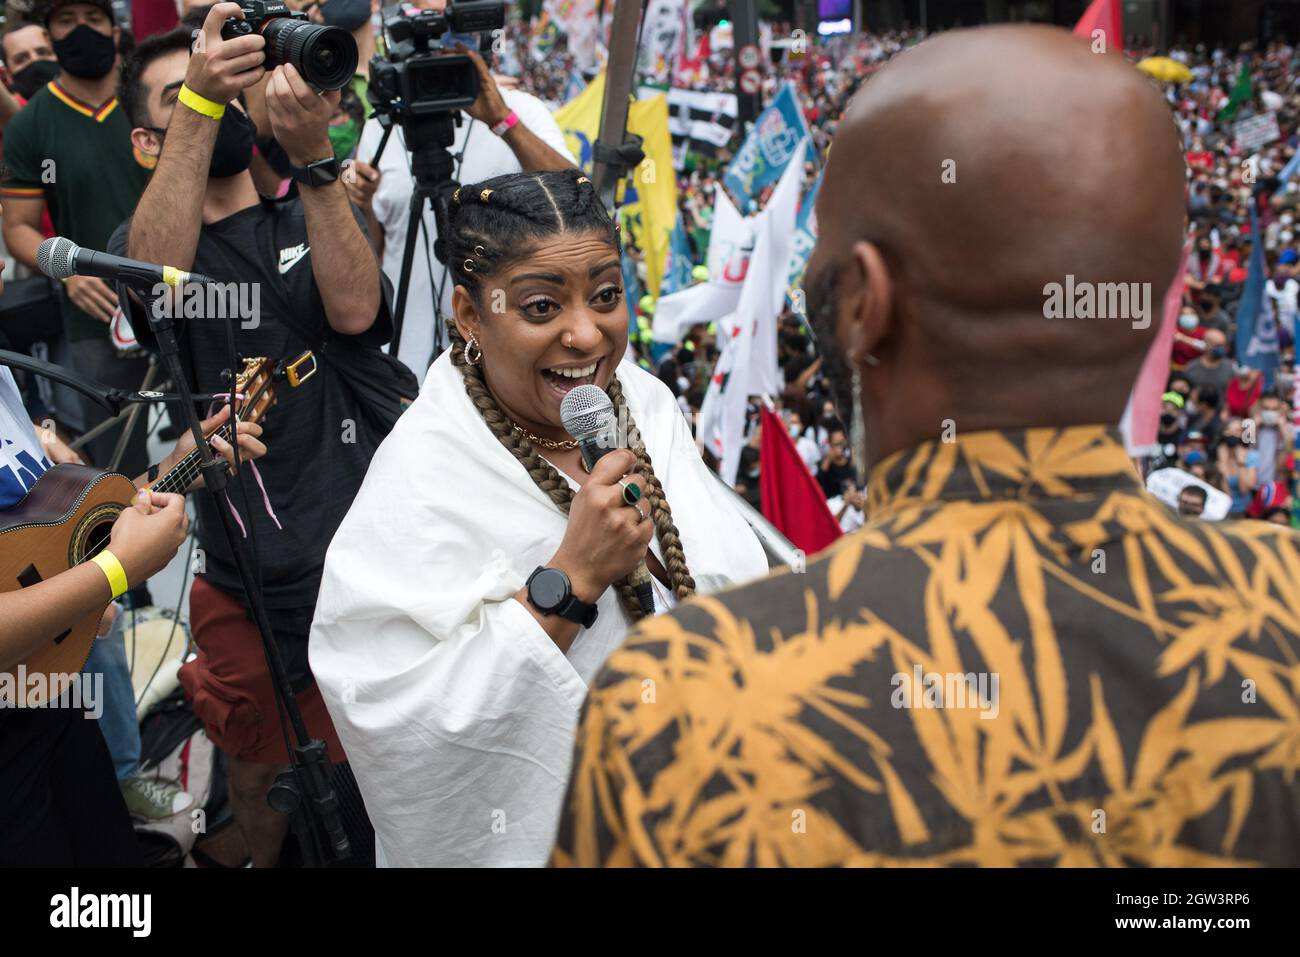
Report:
723,83,811,207
1236,208,1281,389
1275,149,1300,199
786,167,823,311
658,217,695,298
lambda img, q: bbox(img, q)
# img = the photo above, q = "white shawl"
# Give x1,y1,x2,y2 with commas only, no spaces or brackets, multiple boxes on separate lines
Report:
309,352,768,867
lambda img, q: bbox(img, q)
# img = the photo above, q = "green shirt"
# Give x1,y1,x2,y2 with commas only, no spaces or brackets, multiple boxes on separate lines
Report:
0,81,151,341
351,74,371,118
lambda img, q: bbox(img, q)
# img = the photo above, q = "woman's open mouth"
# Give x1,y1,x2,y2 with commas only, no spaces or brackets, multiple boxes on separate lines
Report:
541,358,604,400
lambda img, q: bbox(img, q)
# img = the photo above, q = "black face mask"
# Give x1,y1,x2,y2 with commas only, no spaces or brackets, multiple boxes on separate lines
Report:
52,24,116,80
11,58,60,99
149,106,256,178
208,106,257,179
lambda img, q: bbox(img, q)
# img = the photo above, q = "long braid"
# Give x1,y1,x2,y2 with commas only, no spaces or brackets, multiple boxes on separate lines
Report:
606,375,697,601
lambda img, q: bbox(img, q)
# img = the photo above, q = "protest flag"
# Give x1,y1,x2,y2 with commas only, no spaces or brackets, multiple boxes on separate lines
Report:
759,406,842,556
1073,0,1123,52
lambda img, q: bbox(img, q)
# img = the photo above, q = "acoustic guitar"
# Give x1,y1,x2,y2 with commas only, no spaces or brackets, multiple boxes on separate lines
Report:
0,353,313,706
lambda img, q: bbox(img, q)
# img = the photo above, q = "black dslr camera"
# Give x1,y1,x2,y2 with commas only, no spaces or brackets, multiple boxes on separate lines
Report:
369,0,506,120
220,0,358,90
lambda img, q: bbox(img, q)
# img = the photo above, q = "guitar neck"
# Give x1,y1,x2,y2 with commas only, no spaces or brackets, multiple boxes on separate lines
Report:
147,363,276,495
150,422,236,495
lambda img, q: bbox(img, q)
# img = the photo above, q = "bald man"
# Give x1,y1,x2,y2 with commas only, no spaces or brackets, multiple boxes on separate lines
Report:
551,25,1300,867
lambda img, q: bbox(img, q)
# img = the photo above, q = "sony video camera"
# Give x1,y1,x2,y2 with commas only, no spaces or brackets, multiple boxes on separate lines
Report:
221,0,358,90
369,1,506,121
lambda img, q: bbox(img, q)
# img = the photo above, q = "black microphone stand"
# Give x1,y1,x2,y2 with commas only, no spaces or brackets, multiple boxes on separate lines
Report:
135,284,351,867
0,349,230,414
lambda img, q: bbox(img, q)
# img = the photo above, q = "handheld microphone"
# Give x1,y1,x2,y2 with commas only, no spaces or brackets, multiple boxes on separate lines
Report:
560,384,656,616
37,236,216,289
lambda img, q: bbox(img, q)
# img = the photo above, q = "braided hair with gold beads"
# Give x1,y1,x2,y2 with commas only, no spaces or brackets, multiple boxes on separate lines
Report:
443,169,695,620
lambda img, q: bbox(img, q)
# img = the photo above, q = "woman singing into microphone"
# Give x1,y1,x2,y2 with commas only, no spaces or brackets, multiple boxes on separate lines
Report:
310,169,768,866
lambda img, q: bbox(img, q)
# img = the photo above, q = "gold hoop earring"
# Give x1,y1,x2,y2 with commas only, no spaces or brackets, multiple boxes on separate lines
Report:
465,334,482,366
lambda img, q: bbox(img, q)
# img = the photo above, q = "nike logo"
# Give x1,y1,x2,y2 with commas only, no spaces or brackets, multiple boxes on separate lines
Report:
277,243,310,274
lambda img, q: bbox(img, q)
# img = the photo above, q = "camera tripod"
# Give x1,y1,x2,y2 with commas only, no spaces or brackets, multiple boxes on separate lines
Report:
371,111,463,361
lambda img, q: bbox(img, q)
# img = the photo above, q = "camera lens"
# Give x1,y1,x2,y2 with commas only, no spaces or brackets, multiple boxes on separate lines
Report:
263,18,357,90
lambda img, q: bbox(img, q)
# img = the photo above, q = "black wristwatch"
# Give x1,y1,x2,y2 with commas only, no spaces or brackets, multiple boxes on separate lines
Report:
526,566,598,628
289,156,340,188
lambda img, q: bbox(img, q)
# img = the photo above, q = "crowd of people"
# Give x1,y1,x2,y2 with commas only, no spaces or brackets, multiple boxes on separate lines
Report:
0,0,1297,871
508,23,1300,530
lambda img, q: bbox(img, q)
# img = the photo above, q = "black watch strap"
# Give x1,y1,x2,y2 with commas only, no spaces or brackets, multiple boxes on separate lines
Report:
289,156,340,187
526,566,598,628
553,591,599,629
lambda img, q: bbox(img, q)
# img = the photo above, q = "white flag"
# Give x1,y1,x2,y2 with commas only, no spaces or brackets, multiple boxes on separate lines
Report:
638,0,689,83
544,0,601,73
697,144,805,485
652,184,751,343
749,144,804,396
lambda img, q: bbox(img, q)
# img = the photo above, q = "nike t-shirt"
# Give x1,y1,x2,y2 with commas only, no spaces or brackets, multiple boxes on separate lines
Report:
108,195,391,614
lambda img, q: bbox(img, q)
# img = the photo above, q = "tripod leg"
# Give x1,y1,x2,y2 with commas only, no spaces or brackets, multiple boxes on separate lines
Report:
390,189,431,360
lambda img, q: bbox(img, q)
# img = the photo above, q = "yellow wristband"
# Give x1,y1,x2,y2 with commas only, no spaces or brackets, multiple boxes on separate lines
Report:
90,550,130,600
177,84,226,120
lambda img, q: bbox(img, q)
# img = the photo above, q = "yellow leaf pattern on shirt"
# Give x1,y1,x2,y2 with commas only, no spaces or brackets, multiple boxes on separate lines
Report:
551,427,1300,867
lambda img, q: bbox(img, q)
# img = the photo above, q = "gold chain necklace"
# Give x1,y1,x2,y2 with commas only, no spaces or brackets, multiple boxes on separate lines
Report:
511,421,578,450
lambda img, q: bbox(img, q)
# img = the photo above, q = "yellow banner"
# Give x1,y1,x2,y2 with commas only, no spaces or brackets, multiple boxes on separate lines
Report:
554,73,677,301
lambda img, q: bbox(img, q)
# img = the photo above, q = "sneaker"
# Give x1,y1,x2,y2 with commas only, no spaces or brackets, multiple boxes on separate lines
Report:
121,775,194,822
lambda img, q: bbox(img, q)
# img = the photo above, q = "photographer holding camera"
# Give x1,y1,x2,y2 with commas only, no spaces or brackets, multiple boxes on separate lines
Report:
109,5,401,867
349,0,576,382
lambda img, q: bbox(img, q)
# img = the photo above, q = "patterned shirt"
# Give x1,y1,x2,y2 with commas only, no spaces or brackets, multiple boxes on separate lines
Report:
552,426,1300,866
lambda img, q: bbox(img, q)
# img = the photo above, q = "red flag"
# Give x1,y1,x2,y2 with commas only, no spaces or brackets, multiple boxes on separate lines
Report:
1123,238,1193,452
1073,0,1123,51
758,407,843,556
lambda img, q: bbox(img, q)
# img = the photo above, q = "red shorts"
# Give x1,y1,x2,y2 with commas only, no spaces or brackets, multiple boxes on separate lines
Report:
180,577,344,765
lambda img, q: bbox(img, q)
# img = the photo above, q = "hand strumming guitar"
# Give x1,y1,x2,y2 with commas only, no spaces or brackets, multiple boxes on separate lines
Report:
148,405,267,492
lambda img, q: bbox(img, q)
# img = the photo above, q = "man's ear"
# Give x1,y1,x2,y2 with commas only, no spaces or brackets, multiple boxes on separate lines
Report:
450,284,482,345
844,239,894,367
130,126,162,160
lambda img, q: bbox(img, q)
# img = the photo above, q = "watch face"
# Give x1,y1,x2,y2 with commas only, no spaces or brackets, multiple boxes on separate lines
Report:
529,568,569,611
